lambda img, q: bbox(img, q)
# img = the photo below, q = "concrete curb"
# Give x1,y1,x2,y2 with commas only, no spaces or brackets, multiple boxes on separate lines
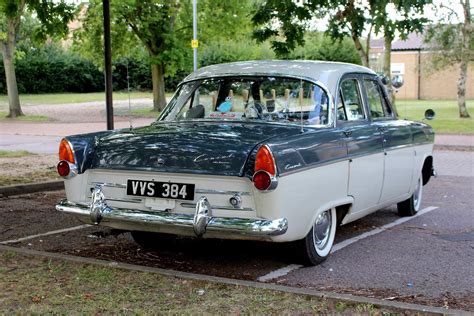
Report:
434,144,474,152
0,180,63,197
0,245,467,315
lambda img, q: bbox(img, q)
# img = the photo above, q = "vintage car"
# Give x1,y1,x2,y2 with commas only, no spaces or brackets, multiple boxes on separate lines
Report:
56,60,436,265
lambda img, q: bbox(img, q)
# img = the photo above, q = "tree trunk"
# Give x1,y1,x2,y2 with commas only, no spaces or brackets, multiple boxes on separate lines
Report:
151,62,167,112
2,20,23,118
458,0,471,118
383,35,398,115
352,35,368,67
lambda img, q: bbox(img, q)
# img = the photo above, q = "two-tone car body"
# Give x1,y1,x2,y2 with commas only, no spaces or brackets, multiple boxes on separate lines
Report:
56,60,435,265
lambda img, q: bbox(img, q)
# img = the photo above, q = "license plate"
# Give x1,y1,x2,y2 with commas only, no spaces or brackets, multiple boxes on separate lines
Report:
126,180,195,201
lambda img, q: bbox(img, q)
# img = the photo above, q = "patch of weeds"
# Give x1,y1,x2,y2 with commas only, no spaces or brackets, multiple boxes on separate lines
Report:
355,303,379,313
0,150,35,158
335,301,349,312
2,250,17,260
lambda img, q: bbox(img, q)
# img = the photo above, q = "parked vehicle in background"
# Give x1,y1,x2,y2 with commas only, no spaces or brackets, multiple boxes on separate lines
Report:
56,60,436,265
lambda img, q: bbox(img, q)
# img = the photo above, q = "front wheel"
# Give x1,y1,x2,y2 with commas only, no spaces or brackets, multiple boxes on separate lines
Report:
299,208,337,266
397,174,423,217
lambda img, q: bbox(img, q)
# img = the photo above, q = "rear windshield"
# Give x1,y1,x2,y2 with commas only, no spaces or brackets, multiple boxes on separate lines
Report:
158,76,331,126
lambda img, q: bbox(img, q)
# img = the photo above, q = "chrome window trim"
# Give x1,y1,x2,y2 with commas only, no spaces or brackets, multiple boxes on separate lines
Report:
158,75,335,129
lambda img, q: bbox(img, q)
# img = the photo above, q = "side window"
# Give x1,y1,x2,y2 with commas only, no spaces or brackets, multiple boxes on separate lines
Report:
339,79,365,121
364,79,392,119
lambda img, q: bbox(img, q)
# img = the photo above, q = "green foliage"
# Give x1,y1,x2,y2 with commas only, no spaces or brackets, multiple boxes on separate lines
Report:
287,32,361,64
72,2,141,70
0,44,103,94
252,0,431,58
424,23,474,71
252,0,322,57
200,39,275,66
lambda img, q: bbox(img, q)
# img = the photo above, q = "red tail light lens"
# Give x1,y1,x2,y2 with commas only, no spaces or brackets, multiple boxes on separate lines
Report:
253,145,277,191
253,171,271,190
57,160,70,177
59,139,75,163
255,145,276,175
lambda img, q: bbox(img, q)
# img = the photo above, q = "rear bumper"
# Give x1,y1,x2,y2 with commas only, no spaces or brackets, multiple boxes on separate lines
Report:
56,198,288,239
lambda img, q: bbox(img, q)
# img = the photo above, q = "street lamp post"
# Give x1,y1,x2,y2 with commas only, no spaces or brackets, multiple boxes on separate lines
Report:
192,0,198,71
103,0,113,130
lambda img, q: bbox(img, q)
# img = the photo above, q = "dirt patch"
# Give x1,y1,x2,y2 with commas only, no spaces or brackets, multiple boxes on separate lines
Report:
0,190,81,242
0,154,58,186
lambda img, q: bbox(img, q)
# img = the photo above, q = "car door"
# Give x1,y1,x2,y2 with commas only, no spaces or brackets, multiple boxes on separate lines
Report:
362,76,414,204
337,76,385,215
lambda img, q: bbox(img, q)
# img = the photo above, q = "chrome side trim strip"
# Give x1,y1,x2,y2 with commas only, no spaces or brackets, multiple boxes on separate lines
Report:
195,189,251,196
56,199,287,237
180,202,254,212
90,182,127,189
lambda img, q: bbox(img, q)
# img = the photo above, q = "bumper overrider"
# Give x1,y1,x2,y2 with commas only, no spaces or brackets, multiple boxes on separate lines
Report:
56,185,288,238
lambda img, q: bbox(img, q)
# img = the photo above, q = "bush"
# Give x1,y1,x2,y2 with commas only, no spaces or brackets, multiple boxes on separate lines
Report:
0,44,105,94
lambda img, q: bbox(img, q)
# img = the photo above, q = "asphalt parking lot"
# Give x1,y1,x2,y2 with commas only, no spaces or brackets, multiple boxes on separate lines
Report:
0,149,473,311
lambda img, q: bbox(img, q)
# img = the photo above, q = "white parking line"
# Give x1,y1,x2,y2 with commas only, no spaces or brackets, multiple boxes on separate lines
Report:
331,206,438,253
257,206,439,282
0,224,91,245
257,264,303,282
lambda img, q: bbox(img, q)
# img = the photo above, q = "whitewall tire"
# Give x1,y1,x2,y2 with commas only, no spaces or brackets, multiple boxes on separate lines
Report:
299,207,337,265
397,174,423,217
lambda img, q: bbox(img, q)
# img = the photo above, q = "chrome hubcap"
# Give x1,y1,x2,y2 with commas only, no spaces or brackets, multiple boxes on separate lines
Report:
413,177,422,211
313,210,332,250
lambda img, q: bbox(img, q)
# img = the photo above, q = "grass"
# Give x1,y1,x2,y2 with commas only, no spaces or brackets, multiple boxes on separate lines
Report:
396,99,474,134
0,250,401,314
0,150,34,158
0,170,58,186
0,112,50,121
0,91,155,105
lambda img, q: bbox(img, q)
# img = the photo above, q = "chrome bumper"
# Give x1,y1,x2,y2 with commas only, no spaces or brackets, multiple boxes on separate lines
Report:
56,187,288,238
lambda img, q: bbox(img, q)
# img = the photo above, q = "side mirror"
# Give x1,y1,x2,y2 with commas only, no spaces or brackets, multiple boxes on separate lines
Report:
380,76,390,85
392,75,404,89
424,109,435,120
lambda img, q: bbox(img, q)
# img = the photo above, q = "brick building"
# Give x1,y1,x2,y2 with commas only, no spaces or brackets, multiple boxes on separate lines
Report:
370,32,474,100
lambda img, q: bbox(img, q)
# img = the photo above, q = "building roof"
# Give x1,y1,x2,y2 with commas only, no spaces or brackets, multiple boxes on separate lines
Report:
370,31,429,52
392,32,428,51
184,60,375,95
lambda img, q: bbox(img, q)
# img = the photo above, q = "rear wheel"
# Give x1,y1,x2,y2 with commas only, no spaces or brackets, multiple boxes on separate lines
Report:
397,174,423,217
299,208,337,266
131,231,175,249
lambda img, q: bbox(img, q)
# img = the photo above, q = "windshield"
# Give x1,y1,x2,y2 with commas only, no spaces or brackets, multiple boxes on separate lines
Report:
158,76,331,126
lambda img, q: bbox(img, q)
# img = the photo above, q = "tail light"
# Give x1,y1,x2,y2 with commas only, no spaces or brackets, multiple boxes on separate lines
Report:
58,139,77,178
59,138,75,163
253,145,278,191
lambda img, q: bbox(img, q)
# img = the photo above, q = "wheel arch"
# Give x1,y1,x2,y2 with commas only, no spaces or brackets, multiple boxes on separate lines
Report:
422,155,434,185
304,196,354,236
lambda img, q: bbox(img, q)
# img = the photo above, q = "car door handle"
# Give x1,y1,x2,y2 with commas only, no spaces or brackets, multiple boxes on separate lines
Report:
378,126,387,132
343,130,353,137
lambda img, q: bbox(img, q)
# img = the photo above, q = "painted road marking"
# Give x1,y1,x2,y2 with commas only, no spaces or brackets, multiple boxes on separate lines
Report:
257,206,439,282
0,224,91,245
331,206,439,253
257,264,303,282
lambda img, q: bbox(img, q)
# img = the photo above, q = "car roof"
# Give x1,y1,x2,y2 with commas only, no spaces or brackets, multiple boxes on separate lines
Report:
183,60,376,95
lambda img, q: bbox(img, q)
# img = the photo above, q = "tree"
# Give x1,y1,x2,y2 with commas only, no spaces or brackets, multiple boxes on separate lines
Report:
75,0,257,111
425,0,472,118
252,0,429,70
0,0,75,117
